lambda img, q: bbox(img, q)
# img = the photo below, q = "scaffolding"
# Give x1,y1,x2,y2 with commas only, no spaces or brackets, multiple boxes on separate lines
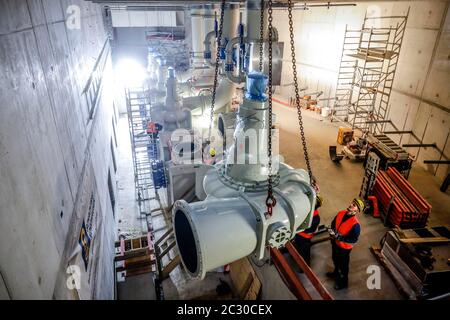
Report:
125,86,177,291
126,87,153,199
332,9,409,133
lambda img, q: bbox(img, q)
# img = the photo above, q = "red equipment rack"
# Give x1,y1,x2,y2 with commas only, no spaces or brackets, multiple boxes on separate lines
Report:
372,167,432,228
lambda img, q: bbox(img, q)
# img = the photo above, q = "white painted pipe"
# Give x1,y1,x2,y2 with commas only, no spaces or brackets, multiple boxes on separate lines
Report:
222,4,239,43
182,77,236,113
204,4,239,65
173,75,316,279
173,163,315,279
217,112,237,139
191,7,205,63
184,4,240,112
171,140,203,165
157,64,167,92
173,197,258,279
203,30,216,67
246,0,268,42
225,36,245,84
203,5,215,42
165,68,179,109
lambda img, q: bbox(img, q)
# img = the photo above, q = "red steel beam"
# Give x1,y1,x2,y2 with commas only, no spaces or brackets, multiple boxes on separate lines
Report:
388,168,431,213
285,242,333,300
269,247,312,300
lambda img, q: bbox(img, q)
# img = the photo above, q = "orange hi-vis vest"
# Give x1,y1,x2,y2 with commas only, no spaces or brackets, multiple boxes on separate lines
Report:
298,210,319,239
333,210,359,249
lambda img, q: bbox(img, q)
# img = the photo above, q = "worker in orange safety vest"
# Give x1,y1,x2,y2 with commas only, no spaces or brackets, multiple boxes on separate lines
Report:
146,121,163,139
326,198,364,290
294,195,323,268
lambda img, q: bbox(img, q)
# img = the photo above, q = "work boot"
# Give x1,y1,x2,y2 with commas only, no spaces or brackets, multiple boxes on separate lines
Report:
334,278,348,290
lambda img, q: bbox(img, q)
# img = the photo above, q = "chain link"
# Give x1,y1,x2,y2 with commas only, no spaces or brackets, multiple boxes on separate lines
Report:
287,0,314,185
258,0,265,72
266,0,276,217
207,0,226,144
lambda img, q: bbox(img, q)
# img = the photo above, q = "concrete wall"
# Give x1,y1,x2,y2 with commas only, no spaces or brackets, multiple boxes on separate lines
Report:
274,0,450,183
0,0,118,299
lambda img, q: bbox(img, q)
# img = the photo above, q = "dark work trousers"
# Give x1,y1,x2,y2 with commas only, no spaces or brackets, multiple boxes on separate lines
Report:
295,235,312,266
331,241,351,286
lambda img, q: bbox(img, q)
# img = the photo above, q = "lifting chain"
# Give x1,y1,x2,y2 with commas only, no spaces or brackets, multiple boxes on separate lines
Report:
265,0,276,217
258,0,265,72
287,0,314,186
207,0,226,152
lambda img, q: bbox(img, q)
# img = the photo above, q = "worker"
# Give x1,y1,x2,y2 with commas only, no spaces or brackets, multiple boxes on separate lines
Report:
326,198,364,290
146,121,163,139
294,194,323,267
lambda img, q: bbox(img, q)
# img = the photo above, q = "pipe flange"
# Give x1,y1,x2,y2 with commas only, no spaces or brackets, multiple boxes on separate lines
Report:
172,200,205,279
217,164,280,192
267,223,292,248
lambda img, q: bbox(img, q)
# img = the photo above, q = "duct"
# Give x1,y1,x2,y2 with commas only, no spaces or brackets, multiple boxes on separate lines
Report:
173,72,316,279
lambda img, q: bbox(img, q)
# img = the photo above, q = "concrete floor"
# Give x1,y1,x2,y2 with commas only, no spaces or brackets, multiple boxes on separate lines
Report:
271,100,450,300
115,102,450,300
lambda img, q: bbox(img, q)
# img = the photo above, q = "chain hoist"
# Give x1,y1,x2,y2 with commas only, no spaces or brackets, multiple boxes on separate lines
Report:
207,0,226,156
287,0,314,186
265,0,276,217
258,0,265,72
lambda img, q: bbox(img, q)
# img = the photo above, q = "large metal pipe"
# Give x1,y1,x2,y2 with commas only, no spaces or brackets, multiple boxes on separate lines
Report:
203,30,216,66
204,3,239,65
174,162,315,279
203,5,216,39
173,73,316,279
184,3,239,113
246,0,268,42
182,77,235,113
225,0,279,84
191,7,206,62
173,198,257,278
224,36,245,83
